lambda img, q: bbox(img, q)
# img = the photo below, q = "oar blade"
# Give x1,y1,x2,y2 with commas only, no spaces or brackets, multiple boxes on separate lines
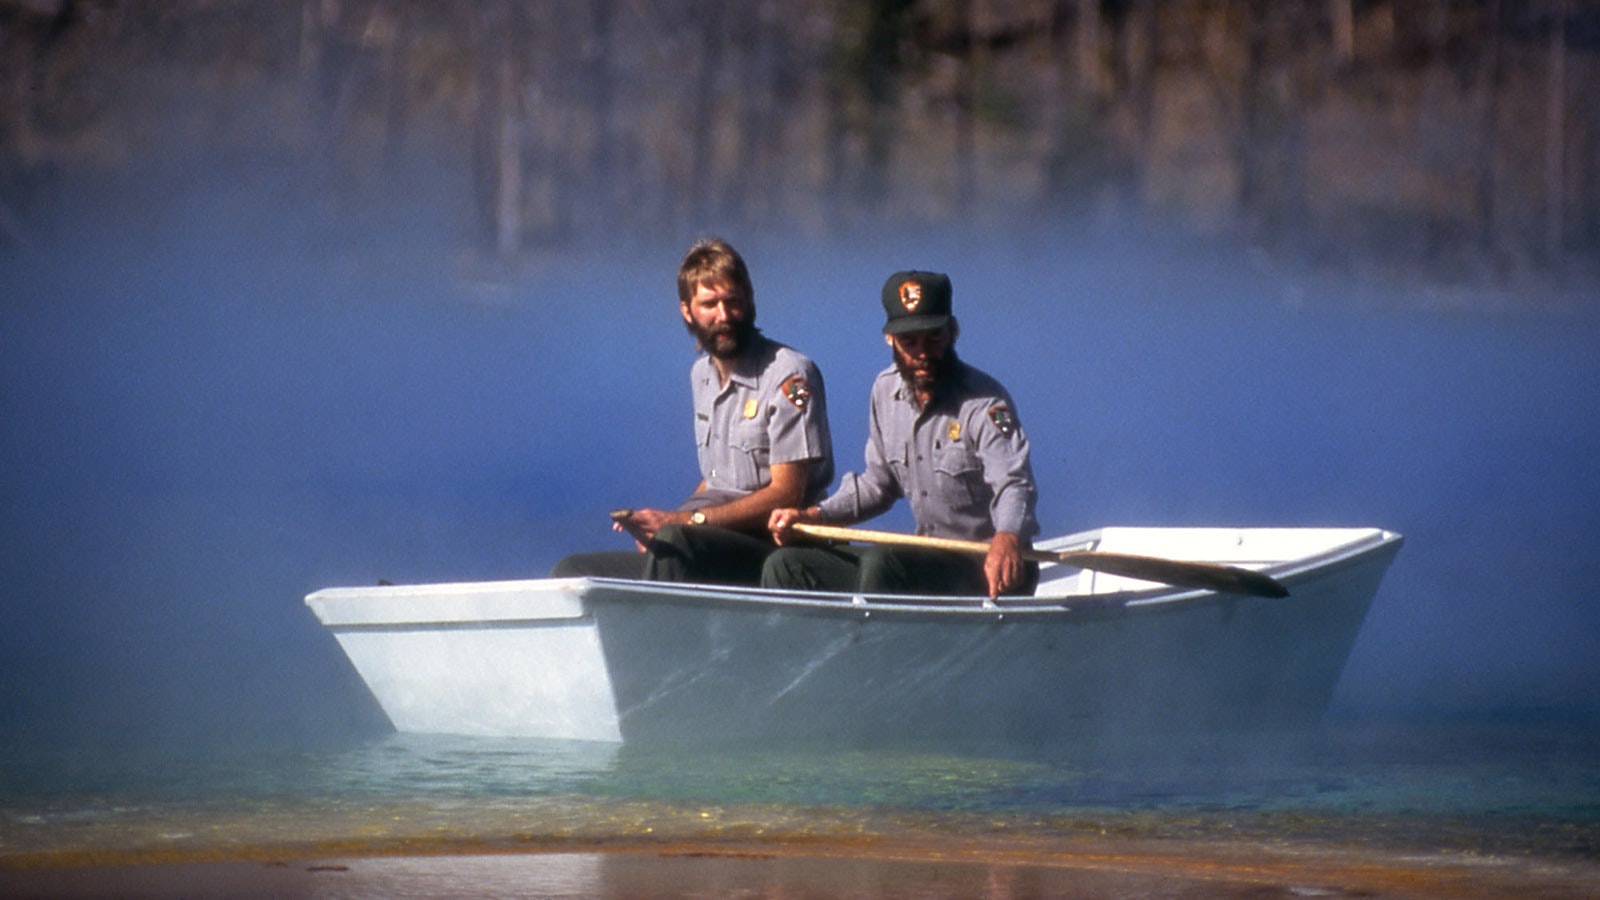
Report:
1060,551,1289,599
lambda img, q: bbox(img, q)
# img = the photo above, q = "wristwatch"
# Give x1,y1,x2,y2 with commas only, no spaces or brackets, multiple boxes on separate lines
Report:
690,510,708,525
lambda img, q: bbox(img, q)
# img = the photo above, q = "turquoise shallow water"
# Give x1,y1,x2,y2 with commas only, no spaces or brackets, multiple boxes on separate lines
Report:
3,716,1596,866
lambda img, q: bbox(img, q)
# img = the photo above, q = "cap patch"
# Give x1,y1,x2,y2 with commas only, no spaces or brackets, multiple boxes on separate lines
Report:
898,280,923,312
780,375,812,411
987,404,1018,437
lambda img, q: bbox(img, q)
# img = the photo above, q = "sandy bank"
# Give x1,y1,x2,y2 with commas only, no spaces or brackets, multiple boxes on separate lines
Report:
4,836,1599,899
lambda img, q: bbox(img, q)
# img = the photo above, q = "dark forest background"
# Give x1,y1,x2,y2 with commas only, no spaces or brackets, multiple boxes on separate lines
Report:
3,0,1598,292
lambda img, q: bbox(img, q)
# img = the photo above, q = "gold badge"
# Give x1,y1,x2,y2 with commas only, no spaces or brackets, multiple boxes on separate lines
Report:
899,280,922,312
743,398,759,418
947,420,961,442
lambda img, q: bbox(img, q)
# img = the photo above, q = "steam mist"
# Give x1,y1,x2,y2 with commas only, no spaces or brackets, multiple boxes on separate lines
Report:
3,143,1598,756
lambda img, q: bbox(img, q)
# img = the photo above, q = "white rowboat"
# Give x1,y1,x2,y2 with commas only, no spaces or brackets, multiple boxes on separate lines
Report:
306,526,1401,745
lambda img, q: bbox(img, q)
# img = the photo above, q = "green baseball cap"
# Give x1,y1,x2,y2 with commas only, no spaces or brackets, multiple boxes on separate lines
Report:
881,270,953,335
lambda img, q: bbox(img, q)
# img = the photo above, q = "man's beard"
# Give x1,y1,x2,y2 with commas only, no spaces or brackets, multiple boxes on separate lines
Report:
892,344,958,393
688,318,755,359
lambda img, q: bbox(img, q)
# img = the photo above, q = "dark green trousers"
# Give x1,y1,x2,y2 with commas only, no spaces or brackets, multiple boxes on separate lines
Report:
760,544,1038,597
547,549,645,580
548,524,773,586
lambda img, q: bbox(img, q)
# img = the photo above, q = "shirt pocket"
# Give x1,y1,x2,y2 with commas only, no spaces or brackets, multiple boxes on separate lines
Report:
727,416,771,490
693,414,714,476
931,442,986,514
883,441,910,482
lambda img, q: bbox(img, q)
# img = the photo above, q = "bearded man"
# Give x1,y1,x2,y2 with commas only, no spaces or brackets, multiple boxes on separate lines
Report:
551,238,834,585
762,270,1039,599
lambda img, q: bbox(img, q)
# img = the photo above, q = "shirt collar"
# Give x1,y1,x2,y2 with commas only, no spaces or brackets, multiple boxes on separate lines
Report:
892,359,968,411
709,332,769,391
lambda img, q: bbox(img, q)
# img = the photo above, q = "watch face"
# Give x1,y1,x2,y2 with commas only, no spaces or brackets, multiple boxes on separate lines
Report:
691,511,707,525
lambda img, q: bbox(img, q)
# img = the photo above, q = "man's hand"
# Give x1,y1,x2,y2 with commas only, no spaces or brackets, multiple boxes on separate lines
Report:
984,531,1025,600
609,508,689,549
767,506,820,546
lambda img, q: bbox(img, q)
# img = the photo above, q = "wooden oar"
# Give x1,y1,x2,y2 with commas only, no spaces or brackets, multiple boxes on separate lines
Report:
790,523,1289,598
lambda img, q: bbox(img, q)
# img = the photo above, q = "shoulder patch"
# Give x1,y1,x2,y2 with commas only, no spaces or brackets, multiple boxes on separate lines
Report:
780,375,812,411
987,403,1018,437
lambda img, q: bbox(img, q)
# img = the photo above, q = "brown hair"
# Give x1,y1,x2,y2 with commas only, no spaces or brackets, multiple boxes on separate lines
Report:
677,238,754,307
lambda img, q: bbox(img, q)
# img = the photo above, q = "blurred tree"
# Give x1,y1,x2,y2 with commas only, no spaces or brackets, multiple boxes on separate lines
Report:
1,0,1597,284
829,0,918,219
1543,0,1568,261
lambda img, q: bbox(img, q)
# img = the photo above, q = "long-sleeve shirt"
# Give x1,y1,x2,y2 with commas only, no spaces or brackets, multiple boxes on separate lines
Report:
817,360,1037,541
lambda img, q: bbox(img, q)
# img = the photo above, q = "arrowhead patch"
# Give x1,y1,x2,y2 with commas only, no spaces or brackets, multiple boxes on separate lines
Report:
780,375,812,411
987,404,1018,437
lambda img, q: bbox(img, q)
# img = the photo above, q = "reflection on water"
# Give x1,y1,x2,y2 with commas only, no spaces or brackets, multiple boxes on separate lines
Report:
2,716,1596,866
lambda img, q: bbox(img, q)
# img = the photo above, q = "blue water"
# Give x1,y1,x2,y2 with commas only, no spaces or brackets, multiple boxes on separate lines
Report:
3,172,1599,876
2,717,1597,865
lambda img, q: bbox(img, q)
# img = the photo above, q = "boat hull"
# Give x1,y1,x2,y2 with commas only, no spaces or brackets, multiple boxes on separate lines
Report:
306,527,1401,745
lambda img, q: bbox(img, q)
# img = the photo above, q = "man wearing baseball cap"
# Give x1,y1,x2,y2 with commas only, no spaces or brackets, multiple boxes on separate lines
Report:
763,270,1039,599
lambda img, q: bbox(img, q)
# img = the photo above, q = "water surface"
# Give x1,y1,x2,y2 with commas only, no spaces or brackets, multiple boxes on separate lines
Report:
3,717,1596,870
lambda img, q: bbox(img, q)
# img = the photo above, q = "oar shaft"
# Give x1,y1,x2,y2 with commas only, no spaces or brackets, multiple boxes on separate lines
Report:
792,523,1060,563
788,523,1288,598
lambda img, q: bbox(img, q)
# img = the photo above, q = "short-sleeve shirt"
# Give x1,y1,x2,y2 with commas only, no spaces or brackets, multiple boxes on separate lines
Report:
817,360,1037,541
686,332,833,510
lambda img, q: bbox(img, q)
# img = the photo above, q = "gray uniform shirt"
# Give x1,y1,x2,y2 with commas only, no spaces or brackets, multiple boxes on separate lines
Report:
818,360,1038,541
686,332,834,510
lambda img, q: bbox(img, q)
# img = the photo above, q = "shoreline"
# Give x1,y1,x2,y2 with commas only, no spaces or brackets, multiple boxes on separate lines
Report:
5,834,1599,899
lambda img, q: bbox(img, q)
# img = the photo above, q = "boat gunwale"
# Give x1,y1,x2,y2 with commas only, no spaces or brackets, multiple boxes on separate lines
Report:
577,528,1403,620
305,528,1403,627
